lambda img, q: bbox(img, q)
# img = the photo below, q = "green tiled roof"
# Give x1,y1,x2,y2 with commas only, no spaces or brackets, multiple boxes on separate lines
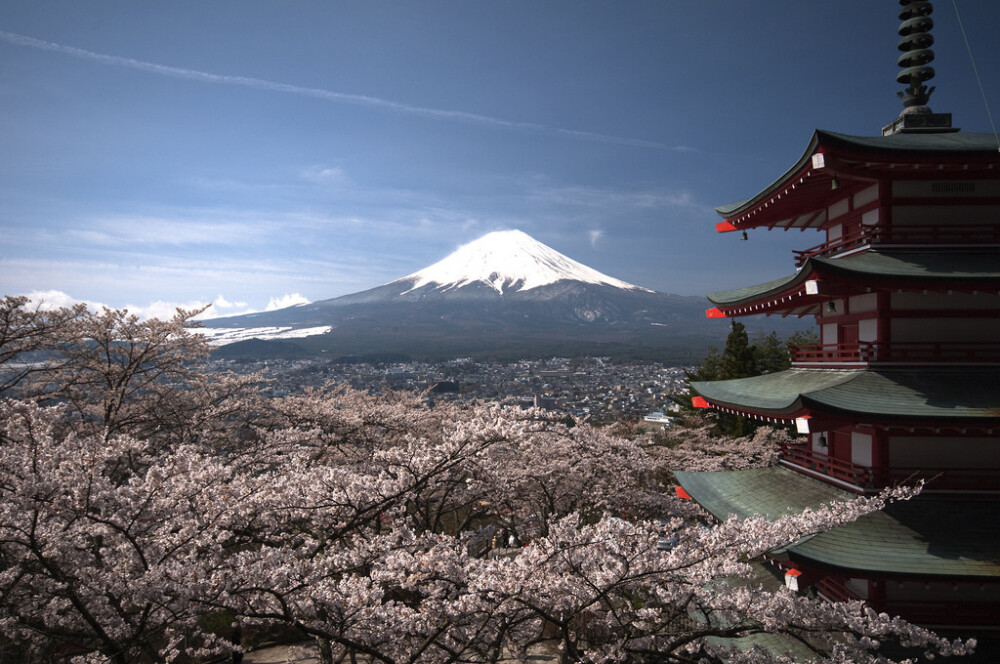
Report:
706,251,1000,306
691,368,1000,421
814,251,1000,281
818,129,1000,154
675,467,852,521
716,130,1000,217
793,499,1000,577
706,272,803,306
675,467,1000,578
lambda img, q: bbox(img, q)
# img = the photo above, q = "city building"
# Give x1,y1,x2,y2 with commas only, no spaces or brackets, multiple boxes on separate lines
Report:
676,1,1000,636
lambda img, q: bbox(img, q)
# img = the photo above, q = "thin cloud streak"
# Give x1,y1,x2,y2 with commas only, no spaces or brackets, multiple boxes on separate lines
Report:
0,30,679,151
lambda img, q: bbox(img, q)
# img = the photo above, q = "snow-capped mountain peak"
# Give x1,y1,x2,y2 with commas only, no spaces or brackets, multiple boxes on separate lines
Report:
397,230,650,295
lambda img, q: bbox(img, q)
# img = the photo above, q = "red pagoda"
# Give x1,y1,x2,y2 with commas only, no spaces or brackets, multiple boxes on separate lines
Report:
675,1,1000,637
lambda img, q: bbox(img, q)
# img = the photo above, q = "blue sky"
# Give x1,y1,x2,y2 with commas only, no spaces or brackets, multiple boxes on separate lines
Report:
2,1,999,319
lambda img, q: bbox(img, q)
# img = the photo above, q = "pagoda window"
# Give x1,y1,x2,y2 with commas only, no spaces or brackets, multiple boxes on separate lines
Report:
858,318,879,343
854,183,880,208
828,222,843,243
828,198,850,222
850,293,878,313
861,207,880,227
821,322,838,345
851,431,873,468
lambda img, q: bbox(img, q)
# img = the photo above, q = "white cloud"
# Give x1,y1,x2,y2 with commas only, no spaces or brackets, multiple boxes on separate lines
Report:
20,290,209,320
124,299,213,321
588,229,604,248
265,293,310,311
302,165,346,184
14,289,308,322
22,289,108,311
211,294,248,310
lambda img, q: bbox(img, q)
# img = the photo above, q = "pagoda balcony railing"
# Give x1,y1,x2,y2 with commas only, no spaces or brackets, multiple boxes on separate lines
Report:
793,224,1000,267
779,444,873,491
794,225,877,267
779,445,1000,494
813,577,864,603
790,342,1000,367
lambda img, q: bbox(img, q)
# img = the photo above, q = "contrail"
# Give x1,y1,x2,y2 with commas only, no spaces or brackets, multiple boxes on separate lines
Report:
0,30,677,150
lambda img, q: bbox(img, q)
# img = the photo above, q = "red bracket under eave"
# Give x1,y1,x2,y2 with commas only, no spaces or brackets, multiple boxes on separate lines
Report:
716,221,738,233
675,486,692,500
706,307,726,319
691,396,709,409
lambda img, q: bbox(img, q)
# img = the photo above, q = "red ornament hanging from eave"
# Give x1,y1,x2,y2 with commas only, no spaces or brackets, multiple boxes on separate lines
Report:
691,396,710,409
675,486,692,500
706,307,726,319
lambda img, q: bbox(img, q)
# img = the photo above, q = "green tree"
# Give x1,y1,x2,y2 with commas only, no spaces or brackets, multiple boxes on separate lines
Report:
721,321,756,378
752,330,789,374
681,323,815,436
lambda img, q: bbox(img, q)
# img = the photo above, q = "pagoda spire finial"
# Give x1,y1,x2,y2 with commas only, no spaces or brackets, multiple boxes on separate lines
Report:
896,0,936,111
883,0,955,135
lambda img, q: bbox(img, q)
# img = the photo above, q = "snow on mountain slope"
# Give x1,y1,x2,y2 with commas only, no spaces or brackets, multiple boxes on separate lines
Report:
396,230,651,295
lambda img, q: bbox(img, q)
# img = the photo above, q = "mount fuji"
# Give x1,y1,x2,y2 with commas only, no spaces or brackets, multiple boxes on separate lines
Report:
201,230,798,361
393,229,649,297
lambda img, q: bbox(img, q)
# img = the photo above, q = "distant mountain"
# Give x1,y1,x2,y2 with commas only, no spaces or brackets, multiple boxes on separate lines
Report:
201,230,805,362
393,228,649,297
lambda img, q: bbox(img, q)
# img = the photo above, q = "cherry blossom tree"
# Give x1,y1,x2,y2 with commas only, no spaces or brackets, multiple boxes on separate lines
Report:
0,400,245,662
477,495,973,664
5,301,262,444
647,415,789,474
0,302,977,663
0,295,86,395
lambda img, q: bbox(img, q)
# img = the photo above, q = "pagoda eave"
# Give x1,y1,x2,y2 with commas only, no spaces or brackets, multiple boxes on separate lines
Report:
675,467,1000,579
695,391,1000,436
716,130,1000,232
691,369,1000,430
706,251,1000,317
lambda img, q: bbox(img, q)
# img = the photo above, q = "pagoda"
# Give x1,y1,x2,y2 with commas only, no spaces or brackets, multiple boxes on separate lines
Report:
676,1,1000,636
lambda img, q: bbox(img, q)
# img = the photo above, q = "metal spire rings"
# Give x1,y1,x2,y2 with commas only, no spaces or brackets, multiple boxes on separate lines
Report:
896,0,936,109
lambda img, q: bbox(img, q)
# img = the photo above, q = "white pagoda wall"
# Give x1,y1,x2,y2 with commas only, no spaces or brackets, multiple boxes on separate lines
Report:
851,432,872,467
